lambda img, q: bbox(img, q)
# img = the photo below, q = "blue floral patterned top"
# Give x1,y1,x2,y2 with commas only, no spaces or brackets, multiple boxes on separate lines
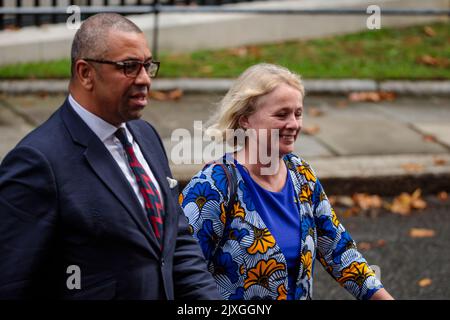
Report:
180,153,383,300
235,160,300,299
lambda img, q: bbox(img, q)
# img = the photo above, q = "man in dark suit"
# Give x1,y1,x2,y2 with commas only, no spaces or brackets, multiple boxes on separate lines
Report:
0,13,219,300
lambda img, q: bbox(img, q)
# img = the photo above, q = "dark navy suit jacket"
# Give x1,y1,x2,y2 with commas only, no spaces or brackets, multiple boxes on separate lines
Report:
0,99,219,300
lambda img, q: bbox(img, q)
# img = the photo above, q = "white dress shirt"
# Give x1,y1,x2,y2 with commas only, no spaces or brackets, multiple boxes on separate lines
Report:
68,95,164,210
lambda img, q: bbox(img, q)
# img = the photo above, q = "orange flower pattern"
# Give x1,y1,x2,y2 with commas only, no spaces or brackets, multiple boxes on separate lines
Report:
181,155,383,300
244,259,285,289
247,227,276,255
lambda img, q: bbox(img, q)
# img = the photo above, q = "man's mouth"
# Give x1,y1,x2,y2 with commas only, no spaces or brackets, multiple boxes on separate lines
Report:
130,92,148,107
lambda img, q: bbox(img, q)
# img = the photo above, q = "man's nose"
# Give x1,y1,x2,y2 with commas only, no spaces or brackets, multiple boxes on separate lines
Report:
135,65,151,87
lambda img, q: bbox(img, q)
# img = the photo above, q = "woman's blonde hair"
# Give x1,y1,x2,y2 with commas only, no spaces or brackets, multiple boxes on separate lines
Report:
205,63,304,146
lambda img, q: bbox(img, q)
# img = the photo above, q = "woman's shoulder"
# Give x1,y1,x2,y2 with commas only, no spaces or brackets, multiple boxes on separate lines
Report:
284,153,319,184
284,153,314,169
188,156,234,183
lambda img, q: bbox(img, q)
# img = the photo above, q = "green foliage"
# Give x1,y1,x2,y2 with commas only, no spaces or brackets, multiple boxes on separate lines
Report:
0,22,448,80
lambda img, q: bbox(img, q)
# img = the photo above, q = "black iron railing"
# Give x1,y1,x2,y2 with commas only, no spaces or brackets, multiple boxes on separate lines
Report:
0,0,259,29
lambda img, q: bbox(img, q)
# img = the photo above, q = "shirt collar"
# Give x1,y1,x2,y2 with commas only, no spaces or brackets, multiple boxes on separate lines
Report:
68,94,125,142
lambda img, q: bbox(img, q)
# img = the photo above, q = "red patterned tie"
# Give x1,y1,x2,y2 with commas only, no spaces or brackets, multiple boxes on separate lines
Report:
115,128,165,248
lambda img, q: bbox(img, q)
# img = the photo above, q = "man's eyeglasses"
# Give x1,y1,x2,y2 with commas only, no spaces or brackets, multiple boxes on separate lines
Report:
83,58,160,78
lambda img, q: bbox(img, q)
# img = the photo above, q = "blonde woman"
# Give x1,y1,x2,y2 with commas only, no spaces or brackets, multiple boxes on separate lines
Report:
180,63,393,300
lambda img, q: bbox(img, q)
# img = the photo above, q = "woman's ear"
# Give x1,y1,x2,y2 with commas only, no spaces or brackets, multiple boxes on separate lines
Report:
238,115,249,130
75,60,94,91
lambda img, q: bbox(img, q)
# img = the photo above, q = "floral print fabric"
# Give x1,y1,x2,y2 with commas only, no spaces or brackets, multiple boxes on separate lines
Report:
180,154,383,300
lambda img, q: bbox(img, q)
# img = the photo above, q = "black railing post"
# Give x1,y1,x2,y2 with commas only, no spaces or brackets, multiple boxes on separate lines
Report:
16,0,22,28
0,0,4,30
152,0,160,60
34,0,41,26
51,0,57,23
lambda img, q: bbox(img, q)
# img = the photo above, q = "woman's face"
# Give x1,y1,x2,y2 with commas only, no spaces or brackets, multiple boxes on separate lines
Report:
241,83,303,157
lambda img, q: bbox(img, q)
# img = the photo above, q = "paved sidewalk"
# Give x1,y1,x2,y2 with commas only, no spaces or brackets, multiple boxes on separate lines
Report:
0,92,449,195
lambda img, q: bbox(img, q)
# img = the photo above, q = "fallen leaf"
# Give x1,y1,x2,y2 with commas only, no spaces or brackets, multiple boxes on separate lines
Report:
349,92,381,102
433,157,447,166
358,242,372,251
348,91,396,102
404,36,422,45
334,195,354,207
302,125,320,136
352,193,383,210
343,207,360,218
390,189,427,215
247,46,262,58
167,88,184,100
410,189,427,210
199,65,213,74
4,25,21,31
401,163,424,173
328,196,336,206
437,191,448,201
423,134,437,143
358,239,386,251
336,100,348,109
409,228,435,238
417,55,450,68
418,278,432,287
418,55,439,66
149,89,184,101
228,47,248,57
378,92,396,101
375,239,386,247
423,26,436,37
37,91,49,98
307,107,324,117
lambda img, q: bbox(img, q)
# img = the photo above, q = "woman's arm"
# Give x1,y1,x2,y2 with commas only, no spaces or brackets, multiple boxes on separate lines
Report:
370,288,394,300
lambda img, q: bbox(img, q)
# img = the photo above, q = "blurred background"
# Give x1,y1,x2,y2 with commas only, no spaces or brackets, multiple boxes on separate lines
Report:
0,0,449,299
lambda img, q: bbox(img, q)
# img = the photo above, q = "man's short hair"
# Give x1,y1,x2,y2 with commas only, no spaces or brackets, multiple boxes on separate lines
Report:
70,13,143,78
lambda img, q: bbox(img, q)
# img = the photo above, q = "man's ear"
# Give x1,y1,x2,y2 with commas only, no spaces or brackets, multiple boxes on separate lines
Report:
74,60,94,90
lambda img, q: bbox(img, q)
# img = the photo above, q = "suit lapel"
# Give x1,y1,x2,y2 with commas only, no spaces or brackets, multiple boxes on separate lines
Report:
60,101,161,256
128,122,176,255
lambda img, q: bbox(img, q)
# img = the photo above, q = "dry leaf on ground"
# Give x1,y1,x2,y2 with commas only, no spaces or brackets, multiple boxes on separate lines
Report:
166,88,183,100
389,189,427,215
358,239,386,251
423,26,436,37
417,55,450,68
433,157,447,166
328,196,337,206
376,239,386,247
228,46,261,58
348,91,396,102
343,207,360,218
228,47,248,57
333,195,355,207
418,278,432,287
409,228,435,238
358,242,372,251
149,89,184,101
422,134,437,143
336,100,348,109
401,163,425,173
302,125,320,136
307,107,324,117
437,191,448,201
199,65,213,74
352,193,383,210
